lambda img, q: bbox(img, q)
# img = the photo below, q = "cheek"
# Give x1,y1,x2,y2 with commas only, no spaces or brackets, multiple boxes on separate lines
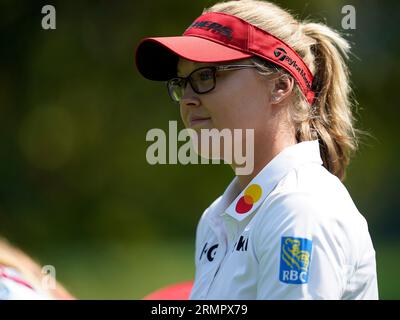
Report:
179,104,189,127
209,79,269,130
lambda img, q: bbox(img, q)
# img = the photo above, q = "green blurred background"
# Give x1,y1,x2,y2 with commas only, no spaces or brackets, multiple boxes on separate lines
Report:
0,0,399,299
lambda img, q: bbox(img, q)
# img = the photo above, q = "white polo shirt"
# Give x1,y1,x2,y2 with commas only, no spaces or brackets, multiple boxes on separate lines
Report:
189,140,378,300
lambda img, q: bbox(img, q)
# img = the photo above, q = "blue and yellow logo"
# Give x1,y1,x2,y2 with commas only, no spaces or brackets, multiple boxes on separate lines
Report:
280,237,312,284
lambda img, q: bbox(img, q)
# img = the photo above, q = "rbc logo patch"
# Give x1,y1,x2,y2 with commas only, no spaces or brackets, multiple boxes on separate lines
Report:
280,237,312,284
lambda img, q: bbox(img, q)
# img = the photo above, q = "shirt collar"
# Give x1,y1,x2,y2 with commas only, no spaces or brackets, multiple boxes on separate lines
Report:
221,140,323,222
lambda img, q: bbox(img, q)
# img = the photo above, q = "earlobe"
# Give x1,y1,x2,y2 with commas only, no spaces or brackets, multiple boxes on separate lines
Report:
271,95,279,103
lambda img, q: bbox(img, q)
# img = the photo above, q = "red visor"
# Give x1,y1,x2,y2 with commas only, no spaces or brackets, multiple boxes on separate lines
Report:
135,12,315,105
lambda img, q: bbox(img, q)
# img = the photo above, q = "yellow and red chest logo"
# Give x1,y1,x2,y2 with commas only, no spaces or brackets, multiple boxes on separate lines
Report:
235,184,262,214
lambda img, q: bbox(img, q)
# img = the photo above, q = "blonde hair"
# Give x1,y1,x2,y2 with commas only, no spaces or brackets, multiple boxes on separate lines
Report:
0,238,74,299
204,0,371,181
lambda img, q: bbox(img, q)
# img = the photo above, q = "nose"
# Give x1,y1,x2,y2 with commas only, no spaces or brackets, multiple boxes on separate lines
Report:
180,82,200,108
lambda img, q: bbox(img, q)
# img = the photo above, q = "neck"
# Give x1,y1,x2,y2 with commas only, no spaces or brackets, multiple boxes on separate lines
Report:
233,134,297,192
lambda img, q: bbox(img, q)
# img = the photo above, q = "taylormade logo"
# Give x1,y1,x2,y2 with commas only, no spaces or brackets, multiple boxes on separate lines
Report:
274,47,287,61
273,47,312,90
186,20,233,40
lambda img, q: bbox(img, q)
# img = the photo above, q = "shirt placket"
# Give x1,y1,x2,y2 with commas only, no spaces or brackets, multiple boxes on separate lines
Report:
205,214,239,297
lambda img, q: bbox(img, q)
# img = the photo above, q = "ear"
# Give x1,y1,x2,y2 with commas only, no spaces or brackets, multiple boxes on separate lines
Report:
270,74,294,105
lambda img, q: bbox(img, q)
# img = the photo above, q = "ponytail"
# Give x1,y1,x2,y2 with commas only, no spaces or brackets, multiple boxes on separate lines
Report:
300,22,358,181
206,0,372,181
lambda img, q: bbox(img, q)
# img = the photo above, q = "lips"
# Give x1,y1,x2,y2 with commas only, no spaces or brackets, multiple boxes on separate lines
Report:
189,116,211,126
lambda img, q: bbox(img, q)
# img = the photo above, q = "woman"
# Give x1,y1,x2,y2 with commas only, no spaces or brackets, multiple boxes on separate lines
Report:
135,0,378,299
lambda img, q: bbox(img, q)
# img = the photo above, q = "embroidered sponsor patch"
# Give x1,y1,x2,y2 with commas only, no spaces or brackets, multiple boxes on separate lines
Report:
280,237,312,284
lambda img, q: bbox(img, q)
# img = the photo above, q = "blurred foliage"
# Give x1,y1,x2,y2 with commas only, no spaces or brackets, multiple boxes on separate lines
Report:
0,0,399,298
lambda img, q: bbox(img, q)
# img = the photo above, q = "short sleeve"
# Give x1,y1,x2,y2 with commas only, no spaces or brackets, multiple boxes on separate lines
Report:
254,191,347,300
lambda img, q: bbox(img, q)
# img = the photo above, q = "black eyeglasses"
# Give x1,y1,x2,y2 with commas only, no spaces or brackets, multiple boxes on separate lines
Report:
167,64,257,103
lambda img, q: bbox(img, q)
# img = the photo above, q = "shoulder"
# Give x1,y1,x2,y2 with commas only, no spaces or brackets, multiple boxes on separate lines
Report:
252,165,370,257
263,164,368,224
194,196,222,241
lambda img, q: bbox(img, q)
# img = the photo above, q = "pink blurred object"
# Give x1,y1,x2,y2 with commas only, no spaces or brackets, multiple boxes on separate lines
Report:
143,281,193,300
